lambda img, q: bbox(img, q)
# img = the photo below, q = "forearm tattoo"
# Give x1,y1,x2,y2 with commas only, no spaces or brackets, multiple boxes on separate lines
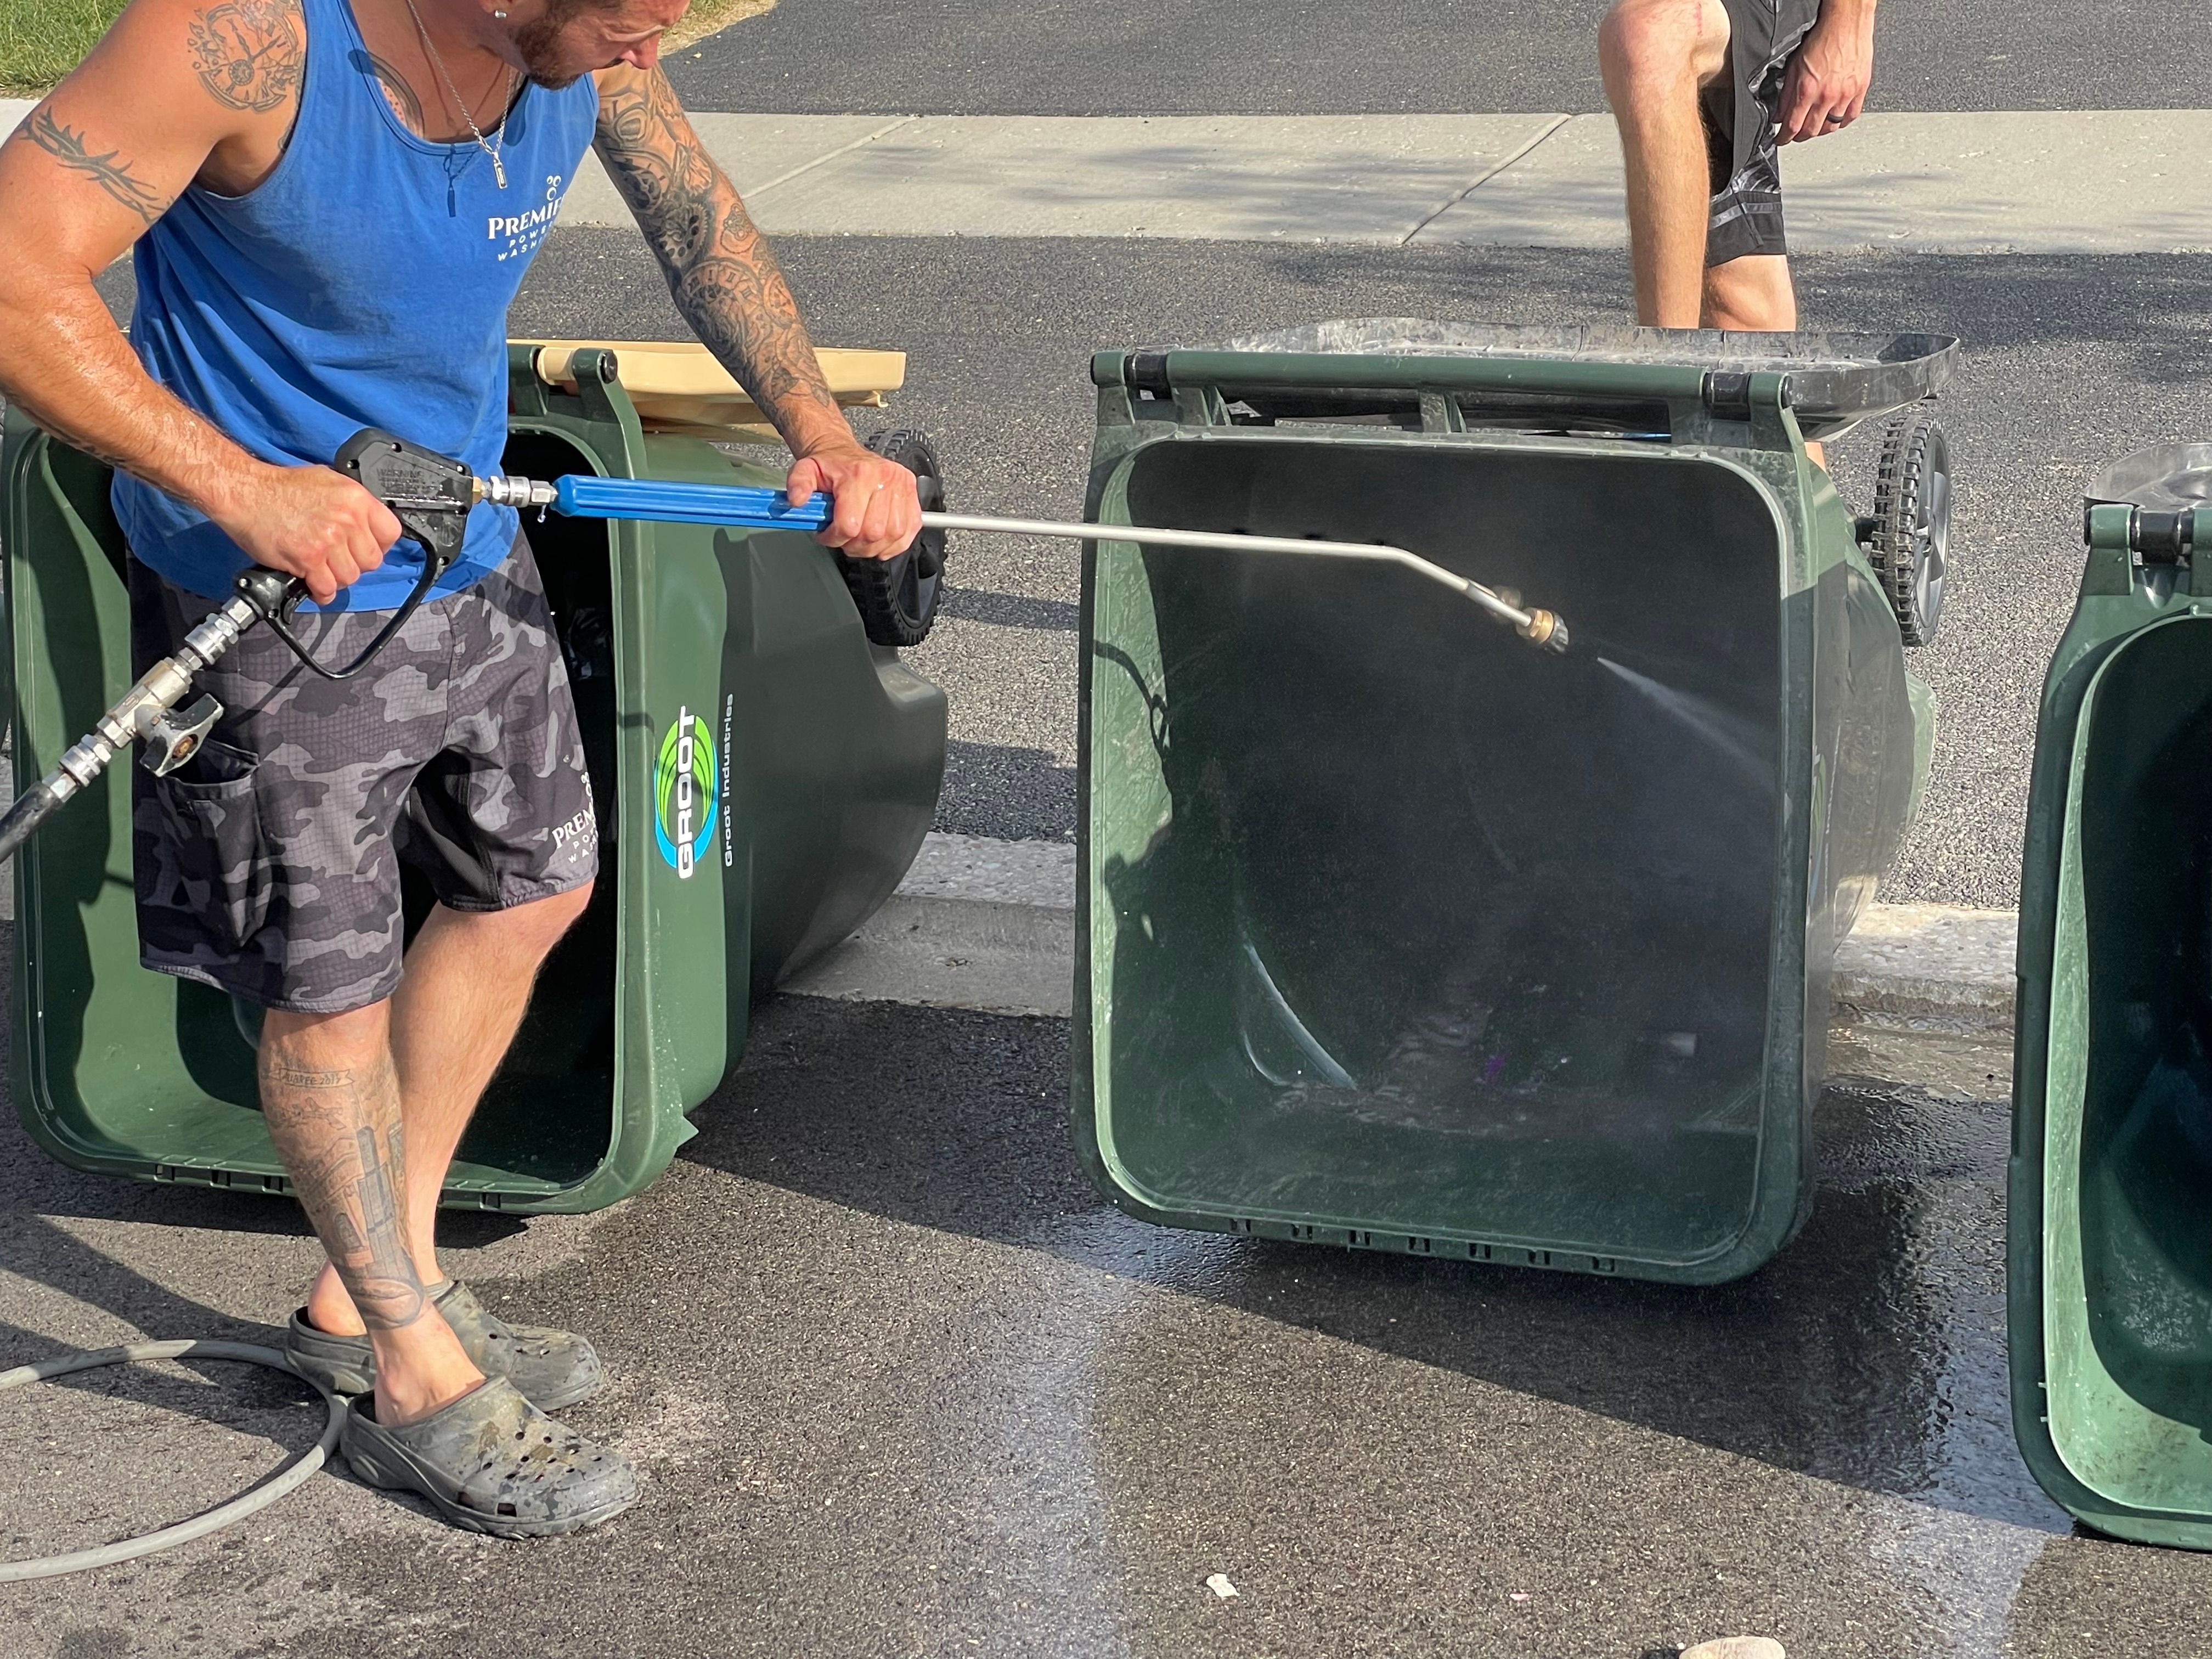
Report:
17,110,172,226
595,70,844,444
259,1045,427,1332
188,0,304,114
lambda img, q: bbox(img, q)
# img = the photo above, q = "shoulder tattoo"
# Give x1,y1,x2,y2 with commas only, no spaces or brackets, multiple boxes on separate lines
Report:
188,0,305,114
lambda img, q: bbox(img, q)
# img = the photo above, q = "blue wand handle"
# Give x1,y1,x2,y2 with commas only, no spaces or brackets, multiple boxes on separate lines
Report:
552,473,836,533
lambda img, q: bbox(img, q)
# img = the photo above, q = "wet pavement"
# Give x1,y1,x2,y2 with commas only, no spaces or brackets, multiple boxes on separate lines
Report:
7,982,2211,1657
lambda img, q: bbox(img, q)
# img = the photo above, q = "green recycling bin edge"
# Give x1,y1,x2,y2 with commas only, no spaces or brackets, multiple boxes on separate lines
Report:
2012,493,2212,1548
1075,323,1940,1285
2,345,946,1215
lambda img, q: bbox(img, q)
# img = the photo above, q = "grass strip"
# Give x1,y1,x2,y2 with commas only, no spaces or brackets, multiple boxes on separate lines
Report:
0,0,774,97
0,0,126,96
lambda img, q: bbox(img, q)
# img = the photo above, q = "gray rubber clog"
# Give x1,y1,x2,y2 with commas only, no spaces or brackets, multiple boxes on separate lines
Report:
341,1376,638,1538
286,1281,605,1410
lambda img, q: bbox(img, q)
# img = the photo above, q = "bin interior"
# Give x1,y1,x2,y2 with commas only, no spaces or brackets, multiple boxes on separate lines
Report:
2051,614,2212,1511
1088,436,1786,1265
18,430,621,1200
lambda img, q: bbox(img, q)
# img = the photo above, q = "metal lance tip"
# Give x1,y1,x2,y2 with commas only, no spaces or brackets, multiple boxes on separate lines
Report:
1517,609,1570,653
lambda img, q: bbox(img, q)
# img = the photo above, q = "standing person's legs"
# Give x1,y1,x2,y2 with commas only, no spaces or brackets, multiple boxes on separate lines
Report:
1605,0,1823,456
134,539,630,1531
132,561,495,1425
132,538,612,1452
274,538,603,1390
1599,0,1735,329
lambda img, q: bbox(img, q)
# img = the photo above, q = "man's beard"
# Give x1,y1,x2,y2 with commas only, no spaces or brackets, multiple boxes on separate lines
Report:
512,12,586,89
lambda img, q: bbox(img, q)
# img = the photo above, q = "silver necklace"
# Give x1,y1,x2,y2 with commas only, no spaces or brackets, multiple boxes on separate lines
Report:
398,0,515,189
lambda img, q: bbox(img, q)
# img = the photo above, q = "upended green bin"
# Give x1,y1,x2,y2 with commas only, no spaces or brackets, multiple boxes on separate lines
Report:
1,344,946,1213
1076,321,1951,1284
2013,444,2212,1548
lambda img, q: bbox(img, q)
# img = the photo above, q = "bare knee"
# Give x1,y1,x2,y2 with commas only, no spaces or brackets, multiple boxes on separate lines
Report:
476,881,595,960
1600,0,1731,98
261,1000,392,1067
1702,255,1798,331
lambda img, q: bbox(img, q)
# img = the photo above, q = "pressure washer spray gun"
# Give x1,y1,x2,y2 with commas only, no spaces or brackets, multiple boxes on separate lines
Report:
0,428,1567,864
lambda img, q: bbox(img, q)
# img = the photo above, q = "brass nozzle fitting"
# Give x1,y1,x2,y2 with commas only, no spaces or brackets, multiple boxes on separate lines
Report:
1517,608,1570,653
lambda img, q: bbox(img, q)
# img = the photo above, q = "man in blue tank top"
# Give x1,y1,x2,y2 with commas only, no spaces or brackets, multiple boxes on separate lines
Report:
0,0,923,1537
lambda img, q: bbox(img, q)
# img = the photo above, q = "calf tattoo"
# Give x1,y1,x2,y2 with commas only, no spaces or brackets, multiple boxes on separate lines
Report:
188,0,306,115
259,1050,427,1332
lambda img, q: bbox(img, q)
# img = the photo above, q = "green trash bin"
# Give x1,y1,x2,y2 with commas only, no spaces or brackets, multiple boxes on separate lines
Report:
2012,443,2212,1548
1076,320,1953,1285
1,343,946,1214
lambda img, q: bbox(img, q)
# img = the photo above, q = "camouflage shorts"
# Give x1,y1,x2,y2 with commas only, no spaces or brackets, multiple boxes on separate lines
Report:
129,534,599,1014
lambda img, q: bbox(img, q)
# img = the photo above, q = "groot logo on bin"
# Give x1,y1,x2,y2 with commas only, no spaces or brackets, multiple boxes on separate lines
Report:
653,708,720,879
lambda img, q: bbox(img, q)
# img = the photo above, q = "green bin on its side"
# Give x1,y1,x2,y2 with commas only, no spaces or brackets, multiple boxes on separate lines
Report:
1076,320,1951,1285
2,344,946,1214
2013,444,2212,1548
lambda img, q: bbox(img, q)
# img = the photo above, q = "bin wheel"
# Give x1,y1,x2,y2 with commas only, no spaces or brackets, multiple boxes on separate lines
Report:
837,429,947,648
1870,402,1951,646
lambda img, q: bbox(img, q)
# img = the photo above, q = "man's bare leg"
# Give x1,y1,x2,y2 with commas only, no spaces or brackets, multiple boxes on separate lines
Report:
1703,253,1824,464
1702,252,1796,331
261,1003,483,1425
301,884,594,1339
1600,0,1734,328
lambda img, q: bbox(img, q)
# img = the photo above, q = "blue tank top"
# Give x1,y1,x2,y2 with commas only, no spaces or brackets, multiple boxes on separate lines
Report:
112,0,599,610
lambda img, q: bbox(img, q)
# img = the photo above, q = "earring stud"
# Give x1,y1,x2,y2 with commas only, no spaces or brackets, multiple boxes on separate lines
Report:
492,7,508,16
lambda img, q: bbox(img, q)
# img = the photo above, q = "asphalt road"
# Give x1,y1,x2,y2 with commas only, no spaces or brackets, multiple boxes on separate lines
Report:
13,981,2208,1659
510,230,2212,909
668,0,2200,116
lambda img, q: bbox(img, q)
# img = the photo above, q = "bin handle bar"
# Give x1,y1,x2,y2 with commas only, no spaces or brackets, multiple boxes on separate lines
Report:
539,473,1565,647
1096,349,1733,406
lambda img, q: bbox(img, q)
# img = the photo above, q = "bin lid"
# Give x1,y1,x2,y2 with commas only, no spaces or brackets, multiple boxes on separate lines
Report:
2084,441,2212,512
521,340,905,438
1132,318,1959,440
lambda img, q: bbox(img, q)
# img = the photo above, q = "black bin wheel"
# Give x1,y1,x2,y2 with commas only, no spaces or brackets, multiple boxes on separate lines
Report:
1869,400,1951,646
837,428,947,648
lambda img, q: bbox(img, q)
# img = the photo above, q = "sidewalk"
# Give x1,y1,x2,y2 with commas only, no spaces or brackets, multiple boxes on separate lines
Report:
1,101,2204,253
560,109,2207,252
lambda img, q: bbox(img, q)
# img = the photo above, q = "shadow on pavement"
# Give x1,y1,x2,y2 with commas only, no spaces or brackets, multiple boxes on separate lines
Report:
936,738,1076,843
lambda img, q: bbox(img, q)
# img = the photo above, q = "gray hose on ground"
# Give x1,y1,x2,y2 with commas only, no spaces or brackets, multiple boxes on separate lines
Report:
0,1339,346,1581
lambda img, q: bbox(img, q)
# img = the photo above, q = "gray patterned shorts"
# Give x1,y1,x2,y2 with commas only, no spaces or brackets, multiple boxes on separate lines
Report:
1703,0,1822,266
129,534,599,1014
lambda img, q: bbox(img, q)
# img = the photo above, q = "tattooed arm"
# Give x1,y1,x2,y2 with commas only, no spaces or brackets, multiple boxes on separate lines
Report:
0,0,397,603
594,64,922,561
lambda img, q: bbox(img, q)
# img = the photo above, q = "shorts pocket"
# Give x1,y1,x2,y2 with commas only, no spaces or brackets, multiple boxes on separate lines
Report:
145,739,272,952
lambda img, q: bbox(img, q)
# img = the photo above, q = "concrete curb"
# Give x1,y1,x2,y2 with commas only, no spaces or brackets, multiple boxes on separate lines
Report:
1832,903,2018,1033
787,833,2021,1035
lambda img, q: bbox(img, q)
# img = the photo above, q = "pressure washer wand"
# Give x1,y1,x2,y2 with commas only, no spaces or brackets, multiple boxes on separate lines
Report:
486,472,1571,653
0,430,1566,868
